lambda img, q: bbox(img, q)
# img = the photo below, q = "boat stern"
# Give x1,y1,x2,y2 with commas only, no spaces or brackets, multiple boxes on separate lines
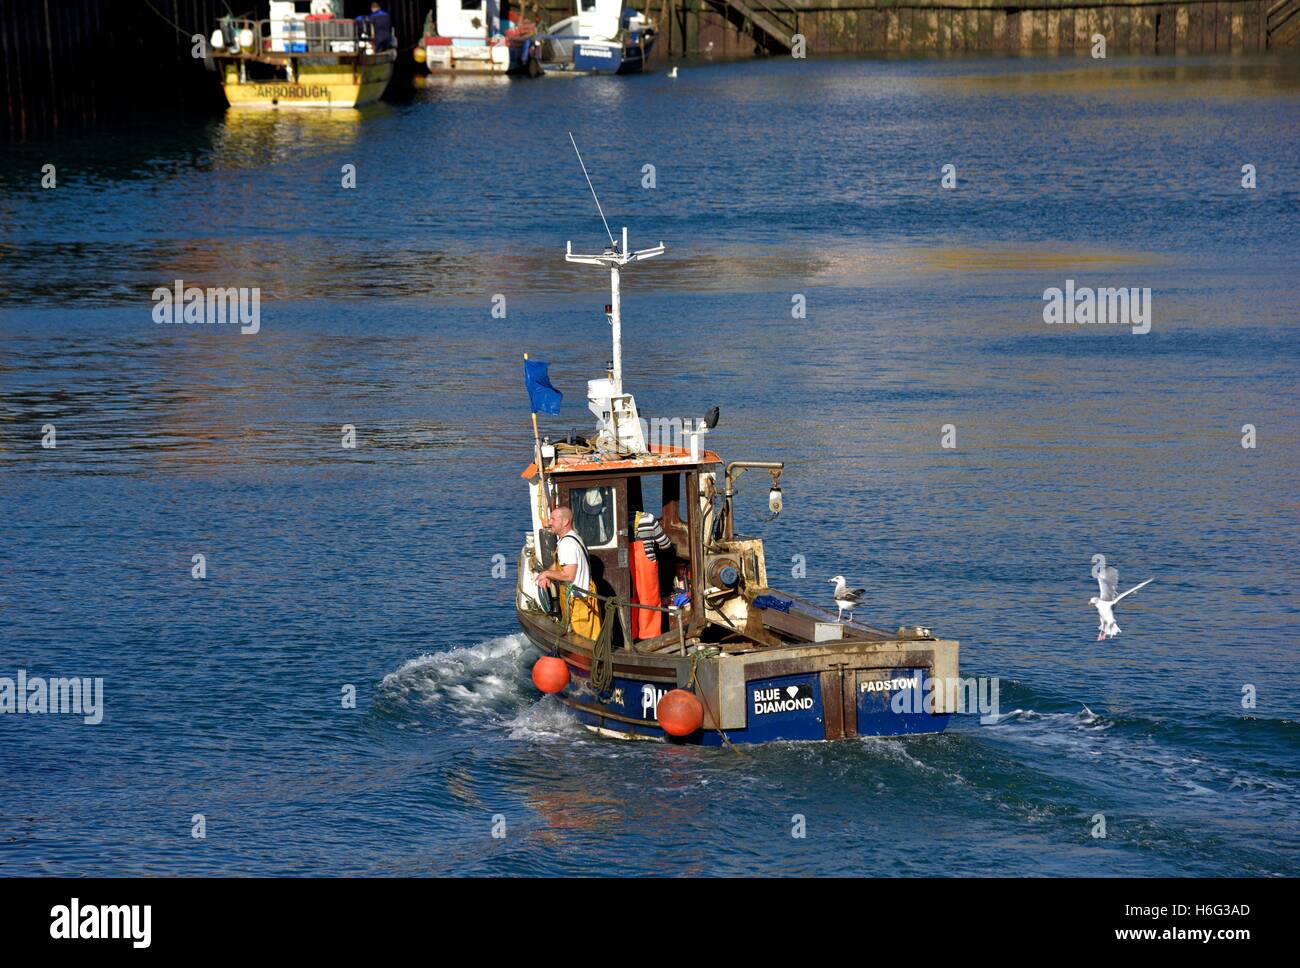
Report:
692,638,959,743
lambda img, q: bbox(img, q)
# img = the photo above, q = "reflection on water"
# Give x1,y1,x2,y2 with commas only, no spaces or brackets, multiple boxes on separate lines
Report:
211,106,371,166
1,56,1296,307
920,247,1162,271
413,73,515,92
934,57,1300,95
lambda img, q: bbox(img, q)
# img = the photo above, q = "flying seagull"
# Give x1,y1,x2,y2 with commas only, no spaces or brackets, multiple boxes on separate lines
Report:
828,575,864,623
1089,565,1153,640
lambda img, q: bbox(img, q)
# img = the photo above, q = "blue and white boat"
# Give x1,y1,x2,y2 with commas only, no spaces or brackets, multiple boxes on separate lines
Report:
539,0,656,75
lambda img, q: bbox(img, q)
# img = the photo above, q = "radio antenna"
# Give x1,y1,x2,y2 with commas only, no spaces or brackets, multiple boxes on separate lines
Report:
569,131,616,250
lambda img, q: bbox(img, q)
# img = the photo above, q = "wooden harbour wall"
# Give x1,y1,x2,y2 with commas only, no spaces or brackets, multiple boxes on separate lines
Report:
0,0,427,138
645,0,1300,58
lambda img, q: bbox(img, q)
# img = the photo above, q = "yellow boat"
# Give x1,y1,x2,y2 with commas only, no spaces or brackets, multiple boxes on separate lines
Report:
211,14,396,109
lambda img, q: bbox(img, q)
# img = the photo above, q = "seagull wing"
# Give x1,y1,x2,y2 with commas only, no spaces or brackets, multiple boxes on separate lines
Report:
1112,577,1153,604
840,587,865,603
1097,566,1119,602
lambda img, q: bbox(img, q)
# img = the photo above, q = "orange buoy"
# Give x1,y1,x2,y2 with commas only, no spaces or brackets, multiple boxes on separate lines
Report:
656,689,704,737
531,656,569,694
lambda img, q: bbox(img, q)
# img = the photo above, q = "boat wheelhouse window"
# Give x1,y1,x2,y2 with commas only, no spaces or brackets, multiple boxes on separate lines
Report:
461,0,481,8
579,0,596,9
571,486,618,550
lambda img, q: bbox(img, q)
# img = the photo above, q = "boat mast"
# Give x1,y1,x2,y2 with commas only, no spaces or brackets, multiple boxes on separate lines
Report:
566,226,665,395
610,227,624,394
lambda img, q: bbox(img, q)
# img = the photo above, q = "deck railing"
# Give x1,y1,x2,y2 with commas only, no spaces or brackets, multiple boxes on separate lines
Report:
215,17,381,57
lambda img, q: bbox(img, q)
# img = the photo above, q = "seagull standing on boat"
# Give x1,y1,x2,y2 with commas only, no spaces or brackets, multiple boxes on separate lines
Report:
828,575,865,623
1089,565,1153,640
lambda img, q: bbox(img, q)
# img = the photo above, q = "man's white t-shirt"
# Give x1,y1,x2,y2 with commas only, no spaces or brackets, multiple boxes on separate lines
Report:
557,532,591,592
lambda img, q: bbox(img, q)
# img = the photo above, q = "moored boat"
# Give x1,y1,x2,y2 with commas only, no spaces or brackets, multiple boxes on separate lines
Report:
539,0,656,75
210,2,396,109
419,0,543,76
517,223,960,745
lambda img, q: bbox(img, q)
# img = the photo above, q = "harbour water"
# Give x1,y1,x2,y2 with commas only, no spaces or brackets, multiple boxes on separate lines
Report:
1,54,1297,875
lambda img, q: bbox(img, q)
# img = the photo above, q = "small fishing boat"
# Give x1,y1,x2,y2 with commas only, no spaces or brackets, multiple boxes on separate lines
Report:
539,0,656,75
518,217,960,745
210,3,396,109
419,0,543,76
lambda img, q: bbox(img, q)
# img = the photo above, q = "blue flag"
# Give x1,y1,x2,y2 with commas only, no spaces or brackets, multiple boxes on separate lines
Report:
524,359,562,415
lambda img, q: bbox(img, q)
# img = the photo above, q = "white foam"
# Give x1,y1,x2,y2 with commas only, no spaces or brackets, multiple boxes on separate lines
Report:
377,633,534,723
505,697,583,740
979,703,1292,811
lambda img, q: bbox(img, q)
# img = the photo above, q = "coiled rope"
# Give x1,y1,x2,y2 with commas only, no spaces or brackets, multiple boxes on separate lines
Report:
558,585,617,700
589,597,619,699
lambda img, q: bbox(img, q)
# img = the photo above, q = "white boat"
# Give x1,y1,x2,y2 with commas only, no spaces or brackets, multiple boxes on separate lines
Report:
419,0,542,76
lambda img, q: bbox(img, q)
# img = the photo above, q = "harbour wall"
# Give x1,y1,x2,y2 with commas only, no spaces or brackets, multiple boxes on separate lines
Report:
623,0,1300,59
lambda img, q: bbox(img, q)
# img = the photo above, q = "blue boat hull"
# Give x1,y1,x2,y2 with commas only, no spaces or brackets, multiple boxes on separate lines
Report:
517,592,958,746
572,35,653,75
555,665,950,745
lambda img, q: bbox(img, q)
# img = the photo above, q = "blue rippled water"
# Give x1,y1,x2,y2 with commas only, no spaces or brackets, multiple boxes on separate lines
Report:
1,53,1298,875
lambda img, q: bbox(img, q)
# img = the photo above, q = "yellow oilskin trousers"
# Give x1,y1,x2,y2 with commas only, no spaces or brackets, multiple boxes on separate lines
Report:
561,581,602,641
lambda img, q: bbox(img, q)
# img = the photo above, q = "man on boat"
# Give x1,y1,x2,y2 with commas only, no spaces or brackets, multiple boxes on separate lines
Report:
356,2,393,50
631,510,672,639
537,507,602,640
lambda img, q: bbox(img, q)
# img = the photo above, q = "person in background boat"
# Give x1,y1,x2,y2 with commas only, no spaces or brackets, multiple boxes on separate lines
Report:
630,511,672,639
537,507,602,640
356,2,393,51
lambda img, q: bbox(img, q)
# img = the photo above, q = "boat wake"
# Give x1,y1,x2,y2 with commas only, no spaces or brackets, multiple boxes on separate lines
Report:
375,633,598,743
977,702,1296,810
374,640,1297,829
374,633,541,729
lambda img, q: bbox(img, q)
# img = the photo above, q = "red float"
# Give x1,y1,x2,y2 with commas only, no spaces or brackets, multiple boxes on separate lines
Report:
531,656,569,694
656,689,704,737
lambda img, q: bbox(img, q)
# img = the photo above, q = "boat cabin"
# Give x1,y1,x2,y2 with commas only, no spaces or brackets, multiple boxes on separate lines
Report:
431,0,530,39
434,0,501,39
522,439,790,653
576,0,623,41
